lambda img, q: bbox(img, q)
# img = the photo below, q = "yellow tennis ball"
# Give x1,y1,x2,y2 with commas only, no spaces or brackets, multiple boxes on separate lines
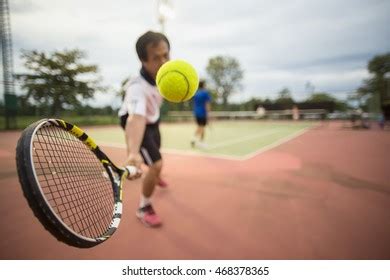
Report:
156,59,199,103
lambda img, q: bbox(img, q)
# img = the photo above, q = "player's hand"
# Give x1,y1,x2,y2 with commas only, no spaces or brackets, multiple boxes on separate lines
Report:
124,153,143,180
124,165,142,180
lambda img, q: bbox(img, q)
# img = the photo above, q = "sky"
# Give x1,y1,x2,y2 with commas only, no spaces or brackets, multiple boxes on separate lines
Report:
5,0,390,107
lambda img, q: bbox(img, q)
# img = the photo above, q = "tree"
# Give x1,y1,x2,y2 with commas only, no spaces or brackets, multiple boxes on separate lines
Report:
242,97,263,111
16,49,104,116
306,92,336,102
307,92,348,112
206,55,244,107
347,91,369,108
275,87,295,106
358,53,390,113
118,76,131,100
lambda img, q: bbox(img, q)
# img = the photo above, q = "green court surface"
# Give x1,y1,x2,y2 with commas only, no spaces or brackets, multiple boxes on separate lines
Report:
87,121,315,159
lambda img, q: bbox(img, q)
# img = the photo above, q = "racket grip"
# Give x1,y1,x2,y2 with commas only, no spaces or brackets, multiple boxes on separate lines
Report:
125,165,140,179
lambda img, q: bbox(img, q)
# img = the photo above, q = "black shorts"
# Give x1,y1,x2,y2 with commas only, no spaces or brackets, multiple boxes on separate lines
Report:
196,116,208,126
120,114,162,165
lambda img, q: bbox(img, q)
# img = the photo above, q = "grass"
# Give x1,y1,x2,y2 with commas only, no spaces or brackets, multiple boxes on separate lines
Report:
86,120,315,158
4,117,314,158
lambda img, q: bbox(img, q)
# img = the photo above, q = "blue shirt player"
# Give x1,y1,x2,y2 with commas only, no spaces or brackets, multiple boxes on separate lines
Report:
192,80,211,148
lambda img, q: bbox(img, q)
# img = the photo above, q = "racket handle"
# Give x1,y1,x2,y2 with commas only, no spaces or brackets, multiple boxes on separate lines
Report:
124,165,141,179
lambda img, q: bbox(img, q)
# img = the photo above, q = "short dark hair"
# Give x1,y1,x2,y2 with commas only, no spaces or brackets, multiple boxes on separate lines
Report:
135,31,170,62
199,79,206,88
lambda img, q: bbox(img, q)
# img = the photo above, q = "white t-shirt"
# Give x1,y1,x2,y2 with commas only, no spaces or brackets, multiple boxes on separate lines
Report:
118,75,162,124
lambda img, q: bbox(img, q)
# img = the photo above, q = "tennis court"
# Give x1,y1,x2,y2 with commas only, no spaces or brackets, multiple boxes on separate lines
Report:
87,120,314,159
0,120,390,259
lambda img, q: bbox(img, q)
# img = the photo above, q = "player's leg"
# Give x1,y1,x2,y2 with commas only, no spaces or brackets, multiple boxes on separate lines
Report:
200,116,208,141
199,126,205,141
142,159,162,197
192,117,202,147
137,125,163,227
154,123,168,188
138,156,163,227
196,118,208,148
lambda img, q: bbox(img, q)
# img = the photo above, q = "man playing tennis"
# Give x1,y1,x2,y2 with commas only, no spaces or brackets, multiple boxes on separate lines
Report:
118,31,170,227
191,80,212,148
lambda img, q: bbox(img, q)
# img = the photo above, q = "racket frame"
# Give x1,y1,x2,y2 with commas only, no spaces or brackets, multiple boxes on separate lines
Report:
16,118,128,248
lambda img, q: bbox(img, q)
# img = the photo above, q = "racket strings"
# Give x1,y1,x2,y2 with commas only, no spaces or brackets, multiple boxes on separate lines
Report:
40,126,114,237
36,128,111,237
49,126,115,237
39,128,112,236
32,125,116,239
44,182,113,234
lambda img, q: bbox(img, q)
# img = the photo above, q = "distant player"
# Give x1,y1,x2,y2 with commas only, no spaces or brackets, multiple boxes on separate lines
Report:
191,80,211,148
292,105,300,121
256,105,266,119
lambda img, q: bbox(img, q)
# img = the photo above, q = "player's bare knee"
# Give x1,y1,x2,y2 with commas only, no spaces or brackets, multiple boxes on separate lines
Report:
150,160,163,175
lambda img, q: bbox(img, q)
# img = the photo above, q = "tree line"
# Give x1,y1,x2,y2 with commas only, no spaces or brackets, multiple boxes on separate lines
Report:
5,48,390,117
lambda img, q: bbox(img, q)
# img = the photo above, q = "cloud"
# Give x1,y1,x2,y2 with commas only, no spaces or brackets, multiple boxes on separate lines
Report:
8,0,390,106
9,0,37,14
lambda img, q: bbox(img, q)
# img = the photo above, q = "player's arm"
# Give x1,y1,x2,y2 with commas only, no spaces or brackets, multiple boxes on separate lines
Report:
125,114,146,168
123,84,147,170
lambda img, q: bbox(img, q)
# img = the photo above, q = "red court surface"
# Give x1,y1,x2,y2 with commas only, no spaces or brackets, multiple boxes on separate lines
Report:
0,122,389,259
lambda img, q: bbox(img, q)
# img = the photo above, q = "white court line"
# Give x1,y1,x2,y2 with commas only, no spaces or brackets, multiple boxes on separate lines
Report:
98,126,312,161
240,127,311,160
98,141,242,160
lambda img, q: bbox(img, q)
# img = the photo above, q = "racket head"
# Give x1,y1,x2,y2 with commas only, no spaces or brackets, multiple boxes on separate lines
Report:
16,119,125,248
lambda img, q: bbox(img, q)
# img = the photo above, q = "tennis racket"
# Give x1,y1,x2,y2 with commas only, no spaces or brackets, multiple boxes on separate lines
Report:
16,118,141,248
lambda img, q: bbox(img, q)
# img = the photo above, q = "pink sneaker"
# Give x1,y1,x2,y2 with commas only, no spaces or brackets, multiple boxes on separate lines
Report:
136,204,162,227
157,177,168,188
